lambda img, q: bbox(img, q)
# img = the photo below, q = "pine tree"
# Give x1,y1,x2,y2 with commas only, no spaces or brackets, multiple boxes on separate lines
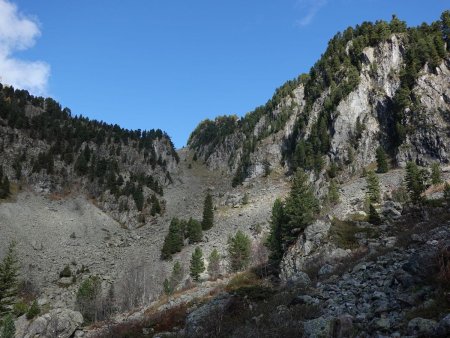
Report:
283,170,319,244
168,261,184,292
376,146,389,173
150,195,161,216
1,313,15,338
190,247,205,282
227,230,251,272
207,249,221,280
74,152,89,175
368,204,382,225
132,184,144,211
187,218,202,244
201,193,214,230
161,218,184,260
431,162,442,185
366,170,381,204
327,179,340,205
163,278,172,295
266,198,286,263
0,242,19,317
405,161,426,204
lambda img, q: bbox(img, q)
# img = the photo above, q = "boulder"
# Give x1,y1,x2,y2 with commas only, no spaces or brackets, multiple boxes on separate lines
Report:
185,294,231,337
436,313,450,336
318,264,334,276
21,308,83,338
407,317,438,336
303,316,334,338
285,271,311,288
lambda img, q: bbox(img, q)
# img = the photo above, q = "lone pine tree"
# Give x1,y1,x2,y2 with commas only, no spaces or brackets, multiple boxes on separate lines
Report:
0,242,19,318
228,230,251,272
376,146,389,173
405,161,426,204
190,247,205,282
366,170,381,204
161,218,184,260
283,170,319,244
187,218,202,244
202,193,214,230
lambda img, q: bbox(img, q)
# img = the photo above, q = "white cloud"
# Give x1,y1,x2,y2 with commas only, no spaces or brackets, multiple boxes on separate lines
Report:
295,0,327,27
0,0,49,95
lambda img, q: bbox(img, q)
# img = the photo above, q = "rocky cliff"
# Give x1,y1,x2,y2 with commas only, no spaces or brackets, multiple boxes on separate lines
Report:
188,18,450,188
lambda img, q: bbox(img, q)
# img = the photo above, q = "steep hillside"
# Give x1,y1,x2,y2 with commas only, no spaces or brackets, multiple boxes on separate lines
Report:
188,14,450,188
0,86,179,227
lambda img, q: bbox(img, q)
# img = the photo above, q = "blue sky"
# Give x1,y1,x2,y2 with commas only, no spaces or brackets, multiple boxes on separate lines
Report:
2,1,449,148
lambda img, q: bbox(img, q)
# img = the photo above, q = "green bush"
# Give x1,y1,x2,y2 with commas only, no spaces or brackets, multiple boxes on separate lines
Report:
228,231,251,272
1,314,15,338
26,300,40,320
59,265,72,278
13,301,28,316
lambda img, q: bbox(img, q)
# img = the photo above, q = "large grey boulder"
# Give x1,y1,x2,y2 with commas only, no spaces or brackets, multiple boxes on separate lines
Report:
185,294,231,337
303,316,334,338
437,313,450,336
407,317,438,336
19,308,83,338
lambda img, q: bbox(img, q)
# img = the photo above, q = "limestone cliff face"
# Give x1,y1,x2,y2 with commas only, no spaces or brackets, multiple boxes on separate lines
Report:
188,35,450,185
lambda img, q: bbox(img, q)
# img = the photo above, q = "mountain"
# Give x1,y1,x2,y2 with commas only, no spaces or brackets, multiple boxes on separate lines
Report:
188,14,450,188
1,11,450,338
0,87,179,228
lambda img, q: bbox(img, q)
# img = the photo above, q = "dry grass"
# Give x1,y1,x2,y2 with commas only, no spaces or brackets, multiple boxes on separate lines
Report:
424,180,450,196
225,271,261,292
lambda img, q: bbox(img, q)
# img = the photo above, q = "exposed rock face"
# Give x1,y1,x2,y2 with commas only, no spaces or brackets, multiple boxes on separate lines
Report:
397,59,450,165
188,35,450,185
15,309,83,338
280,219,350,281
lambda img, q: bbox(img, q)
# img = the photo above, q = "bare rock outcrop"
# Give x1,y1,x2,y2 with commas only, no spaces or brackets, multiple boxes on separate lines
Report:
15,309,83,338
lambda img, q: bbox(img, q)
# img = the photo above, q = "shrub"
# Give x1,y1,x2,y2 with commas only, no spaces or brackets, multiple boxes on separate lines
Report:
59,265,72,278
368,204,382,225
0,242,19,316
208,249,221,280
26,300,40,319
226,271,260,291
431,162,442,185
164,261,184,295
76,276,102,323
13,301,28,316
228,231,252,272
1,314,15,338
327,179,340,205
